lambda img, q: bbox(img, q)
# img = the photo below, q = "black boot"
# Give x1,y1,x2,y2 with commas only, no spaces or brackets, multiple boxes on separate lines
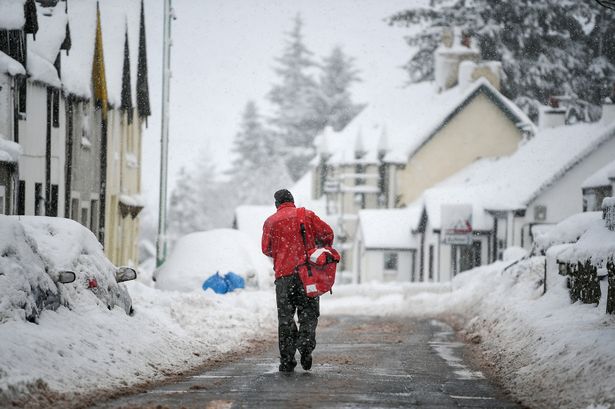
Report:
300,353,312,370
279,359,297,372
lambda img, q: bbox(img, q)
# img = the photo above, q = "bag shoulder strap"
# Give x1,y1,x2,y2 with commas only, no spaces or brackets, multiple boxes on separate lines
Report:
297,207,312,277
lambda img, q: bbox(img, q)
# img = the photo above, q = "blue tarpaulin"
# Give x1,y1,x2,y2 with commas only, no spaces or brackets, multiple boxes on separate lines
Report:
202,271,245,294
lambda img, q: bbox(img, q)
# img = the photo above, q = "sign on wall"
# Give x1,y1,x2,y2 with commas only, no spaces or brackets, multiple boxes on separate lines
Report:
441,204,473,245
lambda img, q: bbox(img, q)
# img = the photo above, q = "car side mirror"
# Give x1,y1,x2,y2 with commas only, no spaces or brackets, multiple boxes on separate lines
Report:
115,267,137,283
51,270,76,284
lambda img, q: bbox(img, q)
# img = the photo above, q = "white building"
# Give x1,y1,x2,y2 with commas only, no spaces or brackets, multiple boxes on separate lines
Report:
412,108,615,282
353,206,421,283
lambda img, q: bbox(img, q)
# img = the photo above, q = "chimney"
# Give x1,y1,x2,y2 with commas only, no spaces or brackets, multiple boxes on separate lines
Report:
539,97,566,129
434,28,479,93
601,85,615,126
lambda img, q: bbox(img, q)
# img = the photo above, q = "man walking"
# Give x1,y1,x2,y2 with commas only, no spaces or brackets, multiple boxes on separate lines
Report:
262,189,334,372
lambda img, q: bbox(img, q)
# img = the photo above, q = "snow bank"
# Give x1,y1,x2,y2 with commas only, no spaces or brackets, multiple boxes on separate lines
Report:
323,259,615,409
155,229,273,292
0,283,276,398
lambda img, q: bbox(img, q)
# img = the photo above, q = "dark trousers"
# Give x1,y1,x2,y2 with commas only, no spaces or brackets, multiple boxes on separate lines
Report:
275,273,319,365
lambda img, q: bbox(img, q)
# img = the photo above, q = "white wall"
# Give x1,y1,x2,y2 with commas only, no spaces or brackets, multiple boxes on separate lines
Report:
18,83,66,216
513,135,615,250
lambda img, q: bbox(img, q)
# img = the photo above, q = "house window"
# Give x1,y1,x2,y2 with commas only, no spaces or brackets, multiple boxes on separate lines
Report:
52,89,60,128
34,183,43,215
534,205,547,221
410,252,416,282
81,206,89,228
428,245,434,280
354,193,366,210
0,185,5,214
17,180,25,215
384,252,398,271
71,198,79,221
49,184,59,217
18,79,27,114
90,199,99,236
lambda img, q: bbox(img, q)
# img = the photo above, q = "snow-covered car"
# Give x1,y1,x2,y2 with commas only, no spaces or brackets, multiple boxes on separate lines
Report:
154,228,273,292
0,217,137,323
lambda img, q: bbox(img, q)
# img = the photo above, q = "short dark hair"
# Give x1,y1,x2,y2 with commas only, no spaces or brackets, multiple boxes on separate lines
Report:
274,189,294,207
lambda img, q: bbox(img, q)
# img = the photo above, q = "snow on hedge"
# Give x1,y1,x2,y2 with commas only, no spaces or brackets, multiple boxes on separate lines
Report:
0,0,25,30
155,229,274,292
534,211,603,252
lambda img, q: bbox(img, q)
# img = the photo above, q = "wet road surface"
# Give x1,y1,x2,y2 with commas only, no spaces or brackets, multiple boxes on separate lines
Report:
97,316,522,409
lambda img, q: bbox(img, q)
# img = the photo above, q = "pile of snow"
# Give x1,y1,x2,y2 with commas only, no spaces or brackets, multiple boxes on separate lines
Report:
558,222,615,265
155,229,273,292
0,218,55,323
0,216,130,323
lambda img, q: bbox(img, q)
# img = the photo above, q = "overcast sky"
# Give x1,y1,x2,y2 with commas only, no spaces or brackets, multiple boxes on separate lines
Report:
142,0,422,216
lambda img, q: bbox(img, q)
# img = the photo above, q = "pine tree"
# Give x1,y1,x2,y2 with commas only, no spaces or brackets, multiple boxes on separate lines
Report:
268,14,320,180
316,46,364,131
389,0,615,117
228,101,292,205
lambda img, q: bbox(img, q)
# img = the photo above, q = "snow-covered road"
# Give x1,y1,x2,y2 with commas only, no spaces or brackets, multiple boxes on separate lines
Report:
95,316,520,409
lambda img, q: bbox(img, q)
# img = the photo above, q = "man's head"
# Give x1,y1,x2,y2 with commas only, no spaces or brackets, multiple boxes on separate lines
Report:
274,189,294,208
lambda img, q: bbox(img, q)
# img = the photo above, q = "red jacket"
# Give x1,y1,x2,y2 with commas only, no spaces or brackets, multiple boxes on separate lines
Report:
262,202,334,279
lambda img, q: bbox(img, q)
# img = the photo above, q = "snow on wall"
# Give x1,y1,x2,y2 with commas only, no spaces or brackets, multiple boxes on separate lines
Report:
0,0,26,30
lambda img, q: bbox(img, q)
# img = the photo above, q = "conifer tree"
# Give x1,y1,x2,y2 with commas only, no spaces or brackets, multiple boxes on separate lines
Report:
229,101,292,205
389,0,615,118
268,14,320,180
316,46,364,131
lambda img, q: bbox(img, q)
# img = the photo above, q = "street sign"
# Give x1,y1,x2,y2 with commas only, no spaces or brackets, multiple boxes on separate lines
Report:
441,204,473,245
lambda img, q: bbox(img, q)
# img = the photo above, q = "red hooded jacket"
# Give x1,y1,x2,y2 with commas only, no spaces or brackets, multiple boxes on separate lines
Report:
262,202,334,279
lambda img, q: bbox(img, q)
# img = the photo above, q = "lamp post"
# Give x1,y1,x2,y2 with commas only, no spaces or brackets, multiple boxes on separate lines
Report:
156,0,173,267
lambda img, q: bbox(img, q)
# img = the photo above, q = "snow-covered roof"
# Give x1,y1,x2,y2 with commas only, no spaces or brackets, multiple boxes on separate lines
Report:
534,211,603,251
0,0,26,30
62,0,97,98
29,3,67,64
321,78,535,166
0,51,25,76
581,160,615,189
0,137,22,163
420,121,615,229
359,206,421,250
98,0,141,108
26,49,61,88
